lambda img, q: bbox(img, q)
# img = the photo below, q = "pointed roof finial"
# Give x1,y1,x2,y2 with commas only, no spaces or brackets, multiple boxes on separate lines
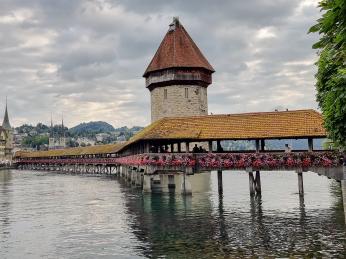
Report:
169,17,179,31
50,112,54,138
61,112,65,137
2,97,11,130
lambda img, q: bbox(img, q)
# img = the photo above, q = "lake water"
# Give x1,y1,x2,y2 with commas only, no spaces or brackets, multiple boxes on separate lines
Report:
0,169,345,258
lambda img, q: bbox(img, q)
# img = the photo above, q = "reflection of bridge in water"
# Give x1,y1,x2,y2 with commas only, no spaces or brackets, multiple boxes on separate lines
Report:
117,172,346,257
14,110,346,221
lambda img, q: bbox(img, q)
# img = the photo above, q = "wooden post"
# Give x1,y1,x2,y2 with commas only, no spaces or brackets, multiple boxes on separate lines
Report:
255,171,261,194
178,142,181,153
185,142,190,153
260,139,265,151
308,138,313,152
297,169,304,196
208,141,213,152
181,172,192,195
256,139,260,152
248,170,255,196
144,142,150,153
143,175,152,193
168,174,175,192
217,170,223,194
217,140,222,152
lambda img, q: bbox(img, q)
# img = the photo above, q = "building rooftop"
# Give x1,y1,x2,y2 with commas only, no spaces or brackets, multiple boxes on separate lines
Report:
143,17,214,77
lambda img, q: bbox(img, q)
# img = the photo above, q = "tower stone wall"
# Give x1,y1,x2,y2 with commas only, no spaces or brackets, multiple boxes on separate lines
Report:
151,85,208,122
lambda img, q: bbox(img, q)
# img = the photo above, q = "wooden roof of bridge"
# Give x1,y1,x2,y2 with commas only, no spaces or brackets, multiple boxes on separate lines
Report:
125,109,326,145
16,110,326,158
15,143,126,158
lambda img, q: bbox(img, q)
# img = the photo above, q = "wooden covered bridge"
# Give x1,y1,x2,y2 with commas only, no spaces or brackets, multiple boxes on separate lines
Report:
15,109,345,197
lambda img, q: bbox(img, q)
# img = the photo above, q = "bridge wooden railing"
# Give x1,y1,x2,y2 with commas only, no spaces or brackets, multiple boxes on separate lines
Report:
16,151,344,171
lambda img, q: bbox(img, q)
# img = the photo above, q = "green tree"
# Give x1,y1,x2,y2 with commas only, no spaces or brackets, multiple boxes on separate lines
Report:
22,135,49,149
309,0,346,148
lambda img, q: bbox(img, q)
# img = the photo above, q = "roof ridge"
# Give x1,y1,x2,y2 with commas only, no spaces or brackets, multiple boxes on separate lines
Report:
152,109,320,120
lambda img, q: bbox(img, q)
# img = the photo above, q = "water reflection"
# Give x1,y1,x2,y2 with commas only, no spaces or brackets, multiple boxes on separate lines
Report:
0,170,12,243
0,170,345,258
119,172,346,258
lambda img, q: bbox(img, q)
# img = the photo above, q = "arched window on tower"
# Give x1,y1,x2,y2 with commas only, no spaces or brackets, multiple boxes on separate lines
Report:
185,88,188,98
164,89,168,99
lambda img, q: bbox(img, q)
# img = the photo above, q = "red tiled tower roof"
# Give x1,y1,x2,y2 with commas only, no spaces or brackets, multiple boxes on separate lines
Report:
143,18,215,77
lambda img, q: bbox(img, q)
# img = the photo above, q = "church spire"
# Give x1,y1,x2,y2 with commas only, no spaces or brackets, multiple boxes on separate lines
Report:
61,113,65,137
50,112,54,138
2,97,11,130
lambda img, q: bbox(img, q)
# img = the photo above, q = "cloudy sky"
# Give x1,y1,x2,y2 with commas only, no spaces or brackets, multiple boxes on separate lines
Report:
0,0,322,128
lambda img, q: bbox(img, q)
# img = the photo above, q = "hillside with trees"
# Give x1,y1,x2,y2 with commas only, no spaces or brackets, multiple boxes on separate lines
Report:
15,122,144,150
68,121,115,136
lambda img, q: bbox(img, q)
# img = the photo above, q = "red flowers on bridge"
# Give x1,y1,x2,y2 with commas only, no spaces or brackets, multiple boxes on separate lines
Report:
17,151,343,170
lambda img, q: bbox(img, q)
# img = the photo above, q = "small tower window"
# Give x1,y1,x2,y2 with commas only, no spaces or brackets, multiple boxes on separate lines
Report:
184,88,188,98
164,89,168,99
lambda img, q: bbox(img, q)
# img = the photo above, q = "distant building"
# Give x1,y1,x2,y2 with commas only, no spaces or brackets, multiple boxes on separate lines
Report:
48,117,67,150
144,17,214,122
0,99,14,161
116,134,126,143
95,133,109,142
76,137,95,146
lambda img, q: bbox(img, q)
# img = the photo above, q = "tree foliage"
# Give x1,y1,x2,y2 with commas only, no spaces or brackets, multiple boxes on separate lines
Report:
22,135,49,149
309,0,346,148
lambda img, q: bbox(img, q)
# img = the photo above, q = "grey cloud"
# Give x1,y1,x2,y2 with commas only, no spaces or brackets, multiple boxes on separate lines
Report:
0,0,321,128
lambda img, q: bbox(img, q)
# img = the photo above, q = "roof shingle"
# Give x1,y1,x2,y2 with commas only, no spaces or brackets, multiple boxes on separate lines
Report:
127,109,326,143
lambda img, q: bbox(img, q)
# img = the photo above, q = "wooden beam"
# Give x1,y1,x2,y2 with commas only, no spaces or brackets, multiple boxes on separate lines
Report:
256,139,260,152
308,138,313,152
208,141,213,152
260,139,265,151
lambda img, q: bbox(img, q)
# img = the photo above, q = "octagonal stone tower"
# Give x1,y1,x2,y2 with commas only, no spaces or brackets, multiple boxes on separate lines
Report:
144,17,215,122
